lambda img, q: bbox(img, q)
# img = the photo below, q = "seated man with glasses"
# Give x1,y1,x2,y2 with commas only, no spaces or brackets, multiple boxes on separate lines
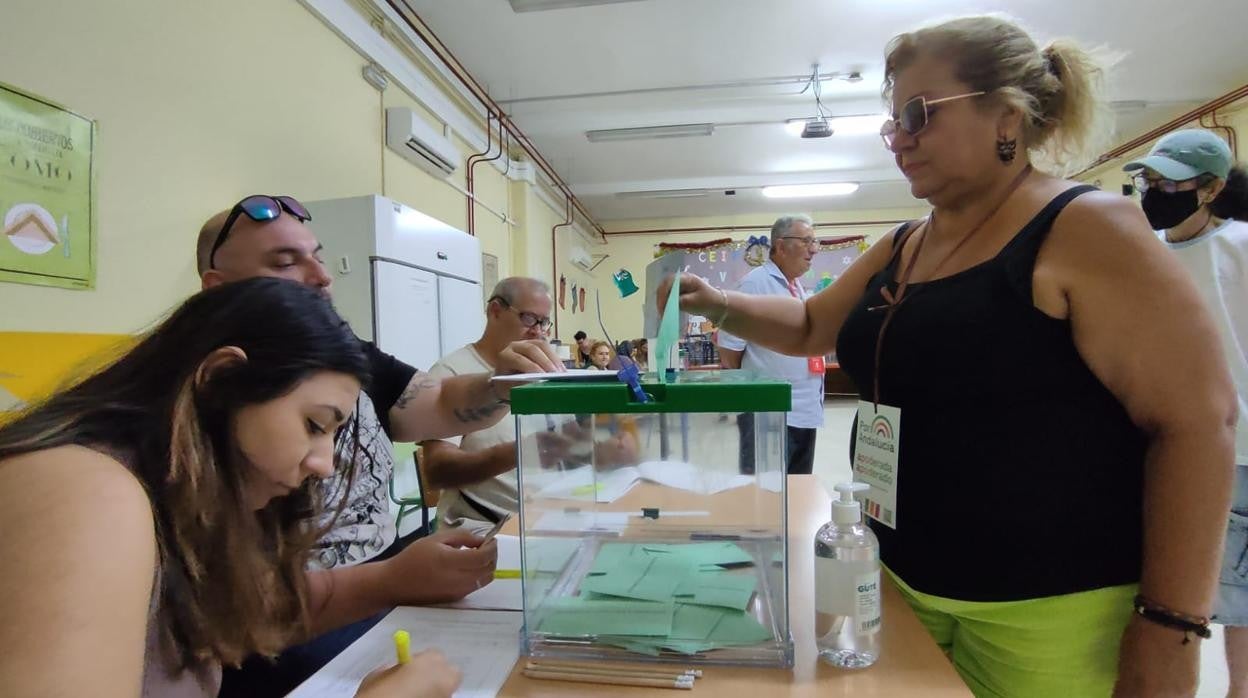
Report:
717,214,826,475
422,277,558,534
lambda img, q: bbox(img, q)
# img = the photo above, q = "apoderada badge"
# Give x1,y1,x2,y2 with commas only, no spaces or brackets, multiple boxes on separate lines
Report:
853,401,900,529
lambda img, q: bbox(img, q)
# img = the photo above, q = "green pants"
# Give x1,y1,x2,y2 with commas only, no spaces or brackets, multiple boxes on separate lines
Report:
888,568,1137,697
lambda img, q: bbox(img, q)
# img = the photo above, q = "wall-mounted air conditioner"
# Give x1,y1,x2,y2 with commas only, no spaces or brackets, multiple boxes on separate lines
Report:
569,242,595,271
385,107,459,179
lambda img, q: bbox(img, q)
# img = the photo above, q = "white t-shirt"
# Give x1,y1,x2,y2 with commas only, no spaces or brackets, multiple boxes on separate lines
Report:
427,344,518,533
1162,219,1248,464
717,261,825,429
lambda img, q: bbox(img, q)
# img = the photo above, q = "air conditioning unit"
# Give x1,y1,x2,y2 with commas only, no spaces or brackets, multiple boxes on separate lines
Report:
385,107,459,179
569,243,594,271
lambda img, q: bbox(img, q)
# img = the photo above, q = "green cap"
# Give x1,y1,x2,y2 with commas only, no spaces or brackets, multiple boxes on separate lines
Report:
1123,129,1233,181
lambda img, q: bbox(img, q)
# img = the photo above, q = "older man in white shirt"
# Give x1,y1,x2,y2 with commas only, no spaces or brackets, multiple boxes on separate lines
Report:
717,214,825,474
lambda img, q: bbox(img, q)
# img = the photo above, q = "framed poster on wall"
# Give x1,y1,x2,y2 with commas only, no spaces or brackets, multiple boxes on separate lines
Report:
0,81,96,289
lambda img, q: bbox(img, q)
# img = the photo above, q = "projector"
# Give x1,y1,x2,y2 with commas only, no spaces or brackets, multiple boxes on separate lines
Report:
800,119,833,139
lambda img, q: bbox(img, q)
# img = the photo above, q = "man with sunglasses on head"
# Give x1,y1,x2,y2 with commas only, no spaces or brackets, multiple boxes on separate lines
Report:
421,277,555,533
717,214,825,476
196,195,561,697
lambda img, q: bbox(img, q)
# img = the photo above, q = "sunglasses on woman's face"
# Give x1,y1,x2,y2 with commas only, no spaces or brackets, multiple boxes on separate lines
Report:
208,195,312,270
880,91,986,148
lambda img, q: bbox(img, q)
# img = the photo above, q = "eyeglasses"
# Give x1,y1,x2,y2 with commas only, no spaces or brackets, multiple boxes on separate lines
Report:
208,195,311,269
778,236,819,249
880,91,987,148
1131,173,1212,194
489,296,552,331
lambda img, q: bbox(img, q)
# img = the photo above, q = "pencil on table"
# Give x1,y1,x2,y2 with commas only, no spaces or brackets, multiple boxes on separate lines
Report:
523,668,694,690
526,661,698,681
528,658,702,677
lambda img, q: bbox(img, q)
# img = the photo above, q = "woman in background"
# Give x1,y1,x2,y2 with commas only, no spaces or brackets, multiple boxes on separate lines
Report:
1126,128,1248,697
0,277,460,698
587,340,614,370
633,338,650,372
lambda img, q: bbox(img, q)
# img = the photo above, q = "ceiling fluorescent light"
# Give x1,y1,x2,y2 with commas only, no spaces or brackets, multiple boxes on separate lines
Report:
785,115,889,137
762,183,859,198
509,0,647,11
616,188,710,199
586,123,714,142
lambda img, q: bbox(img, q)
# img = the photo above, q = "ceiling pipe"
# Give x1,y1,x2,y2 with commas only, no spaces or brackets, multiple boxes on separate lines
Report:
464,111,494,236
1076,83,1248,177
386,0,608,243
551,194,574,339
602,219,911,237
466,111,504,236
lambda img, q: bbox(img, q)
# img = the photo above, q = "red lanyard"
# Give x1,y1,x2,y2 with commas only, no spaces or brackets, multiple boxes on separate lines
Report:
868,165,1033,407
786,279,803,299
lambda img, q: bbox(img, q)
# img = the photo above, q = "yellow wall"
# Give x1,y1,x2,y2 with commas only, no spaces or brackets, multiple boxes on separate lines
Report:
580,206,929,342
1078,100,1248,193
0,0,524,404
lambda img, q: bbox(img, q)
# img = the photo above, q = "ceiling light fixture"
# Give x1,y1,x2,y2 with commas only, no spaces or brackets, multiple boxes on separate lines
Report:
615,188,711,199
508,0,646,12
762,183,860,198
586,123,714,142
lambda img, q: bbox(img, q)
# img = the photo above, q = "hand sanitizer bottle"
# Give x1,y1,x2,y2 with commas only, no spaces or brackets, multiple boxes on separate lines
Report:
815,482,881,668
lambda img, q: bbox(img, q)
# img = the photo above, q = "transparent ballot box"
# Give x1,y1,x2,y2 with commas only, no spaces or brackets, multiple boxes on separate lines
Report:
510,372,793,667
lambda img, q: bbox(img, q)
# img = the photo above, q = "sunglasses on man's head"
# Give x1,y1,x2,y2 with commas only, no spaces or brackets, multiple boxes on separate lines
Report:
208,195,311,270
880,91,986,148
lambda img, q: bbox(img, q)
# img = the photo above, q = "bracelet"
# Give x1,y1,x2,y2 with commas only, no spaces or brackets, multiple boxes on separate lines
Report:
711,287,730,326
1133,594,1211,644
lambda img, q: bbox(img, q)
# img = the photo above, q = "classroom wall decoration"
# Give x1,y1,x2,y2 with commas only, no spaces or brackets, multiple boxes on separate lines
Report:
0,82,97,289
654,234,867,296
642,234,867,337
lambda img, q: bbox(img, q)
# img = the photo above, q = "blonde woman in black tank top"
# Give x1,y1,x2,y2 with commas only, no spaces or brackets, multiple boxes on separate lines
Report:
660,16,1234,697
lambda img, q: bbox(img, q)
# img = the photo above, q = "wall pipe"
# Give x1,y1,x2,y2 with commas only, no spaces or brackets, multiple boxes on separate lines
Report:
1076,84,1248,176
386,0,608,243
466,111,504,236
602,219,911,237
551,194,574,339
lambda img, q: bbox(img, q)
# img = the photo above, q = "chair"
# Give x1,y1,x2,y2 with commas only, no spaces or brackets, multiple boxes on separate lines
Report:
388,442,439,536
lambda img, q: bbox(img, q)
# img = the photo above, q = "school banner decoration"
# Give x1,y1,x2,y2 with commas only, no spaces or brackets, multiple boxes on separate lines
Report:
0,82,97,289
654,234,868,295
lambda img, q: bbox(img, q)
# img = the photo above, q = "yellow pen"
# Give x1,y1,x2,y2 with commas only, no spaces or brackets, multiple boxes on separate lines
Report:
494,568,522,579
394,629,411,665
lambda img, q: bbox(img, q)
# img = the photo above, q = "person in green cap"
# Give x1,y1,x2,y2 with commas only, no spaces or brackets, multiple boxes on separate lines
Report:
1125,128,1248,695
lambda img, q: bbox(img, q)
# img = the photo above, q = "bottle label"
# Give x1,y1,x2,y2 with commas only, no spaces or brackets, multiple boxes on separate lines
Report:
816,557,880,624
855,570,882,635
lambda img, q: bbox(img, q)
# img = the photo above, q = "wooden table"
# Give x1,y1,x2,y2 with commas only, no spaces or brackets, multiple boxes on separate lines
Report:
497,475,970,696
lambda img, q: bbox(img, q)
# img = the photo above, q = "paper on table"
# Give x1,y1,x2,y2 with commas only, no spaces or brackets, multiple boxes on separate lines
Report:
684,575,757,611
757,470,785,493
581,555,695,602
532,509,630,534
287,607,521,698
538,597,675,636
636,460,754,495
655,270,682,382
491,368,618,382
533,465,641,504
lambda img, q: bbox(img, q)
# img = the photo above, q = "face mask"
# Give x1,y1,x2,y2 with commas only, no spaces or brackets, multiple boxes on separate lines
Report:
1142,188,1201,230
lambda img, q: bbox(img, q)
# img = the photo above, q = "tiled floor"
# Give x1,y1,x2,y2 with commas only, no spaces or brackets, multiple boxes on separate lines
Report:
812,398,1232,696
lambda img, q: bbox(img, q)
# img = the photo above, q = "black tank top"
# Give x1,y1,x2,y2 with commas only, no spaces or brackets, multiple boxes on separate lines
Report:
837,186,1147,601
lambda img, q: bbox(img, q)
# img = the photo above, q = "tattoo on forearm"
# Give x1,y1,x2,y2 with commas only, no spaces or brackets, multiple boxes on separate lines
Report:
394,372,440,411
453,402,506,424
